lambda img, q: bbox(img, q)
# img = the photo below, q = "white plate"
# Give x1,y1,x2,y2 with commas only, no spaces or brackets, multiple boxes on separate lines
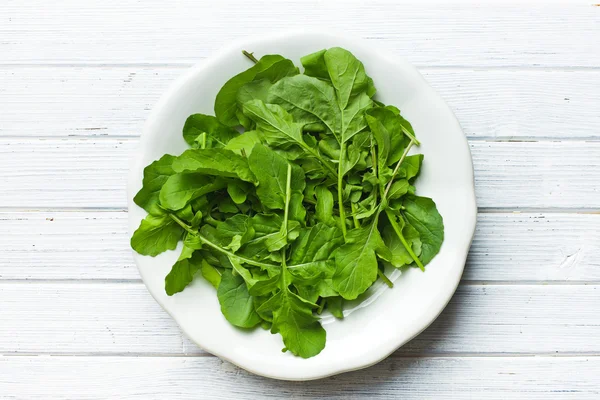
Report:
128,31,477,381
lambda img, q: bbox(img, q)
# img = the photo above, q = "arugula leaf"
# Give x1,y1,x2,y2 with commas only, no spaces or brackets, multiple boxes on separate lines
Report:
332,221,391,300
402,195,444,265
172,148,257,183
257,286,326,358
159,173,226,211
200,260,222,289
217,269,262,328
182,114,239,148
248,144,306,222
133,154,176,215
215,55,297,126
288,223,344,281
382,217,422,268
165,234,203,295
131,213,184,256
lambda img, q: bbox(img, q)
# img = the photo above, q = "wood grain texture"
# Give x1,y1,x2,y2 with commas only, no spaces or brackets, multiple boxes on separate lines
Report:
2,67,599,139
1,355,598,399
1,0,598,67
1,283,598,355
1,138,599,209
2,211,599,282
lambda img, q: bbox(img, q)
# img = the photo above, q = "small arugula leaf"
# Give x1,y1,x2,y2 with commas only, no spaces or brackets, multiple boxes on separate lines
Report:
315,185,335,226
248,144,306,221
326,296,344,319
172,148,257,183
215,214,255,251
227,181,249,204
229,258,280,296
200,260,222,289
159,173,226,211
215,55,297,126
288,224,344,281
332,220,391,300
217,269,262,328
223,130,263,156
182,114,239,148
165,234,204,295
366,107,410,166
387,179,410,200
382,217,422,268
131,213,184,257
402,195,444,265
257,287,326,358
133,154,176,215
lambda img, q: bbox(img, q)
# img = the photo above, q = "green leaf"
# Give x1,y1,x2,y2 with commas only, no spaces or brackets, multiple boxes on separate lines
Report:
227,181,248,204
288,224,344,281
229,258,280,296
131,213,184,257
223,130,263,156
215,55,297,126
326,296,344,319
387,179,409,200
159,173,226,211
165,234,204,295
257,288,326,358
402,195,444,265
217,269,262,328
366,107,410,166
133,154,176,215
332,221,391,300
301,47,373,107
215,214,255,252
315,185,335,226
243,100,306,150
172,148,256,183
182,114,239,147
248,144,306,220
269,74,372,143
200,260,222,289
382,217,422,268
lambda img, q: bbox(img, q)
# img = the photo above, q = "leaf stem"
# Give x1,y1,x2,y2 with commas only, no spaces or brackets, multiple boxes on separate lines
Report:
350,202,360,229
383,139,415,200
377,268,394,288
242,50,259,64
283,163,292,236
168,214,277,270
400,126,420,146
384,209,424,271
337,145,348,240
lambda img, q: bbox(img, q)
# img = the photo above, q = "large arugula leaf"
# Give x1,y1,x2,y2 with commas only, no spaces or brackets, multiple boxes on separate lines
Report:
288,223,344,281
215,55,298,126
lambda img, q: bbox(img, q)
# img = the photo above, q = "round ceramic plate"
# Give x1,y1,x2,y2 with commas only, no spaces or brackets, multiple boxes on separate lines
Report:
128,31,477,381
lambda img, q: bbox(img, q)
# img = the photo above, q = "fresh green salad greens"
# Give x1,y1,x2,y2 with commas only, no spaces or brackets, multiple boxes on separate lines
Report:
131,47,444,358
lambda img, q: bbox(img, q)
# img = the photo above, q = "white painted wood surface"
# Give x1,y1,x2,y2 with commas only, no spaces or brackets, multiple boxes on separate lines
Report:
1,0,599,398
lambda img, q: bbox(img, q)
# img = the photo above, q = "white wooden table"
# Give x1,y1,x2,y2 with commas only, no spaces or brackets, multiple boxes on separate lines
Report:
1,1,599,398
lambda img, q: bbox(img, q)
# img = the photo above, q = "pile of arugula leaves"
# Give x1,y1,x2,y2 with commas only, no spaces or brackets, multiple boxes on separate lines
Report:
131,47,444,358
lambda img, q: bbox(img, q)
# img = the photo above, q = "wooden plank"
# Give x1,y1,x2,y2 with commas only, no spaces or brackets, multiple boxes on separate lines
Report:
2,67,599,139
1,0,598,67
1,139,599,209
2,211,599,282
0,355,598,399
1,283,598,355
